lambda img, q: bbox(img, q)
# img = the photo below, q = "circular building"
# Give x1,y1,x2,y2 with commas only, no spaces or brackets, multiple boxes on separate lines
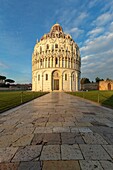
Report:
32,23,81,91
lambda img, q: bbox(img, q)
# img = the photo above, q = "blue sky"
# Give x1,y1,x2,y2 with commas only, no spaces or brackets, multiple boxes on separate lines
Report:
0,0,113,83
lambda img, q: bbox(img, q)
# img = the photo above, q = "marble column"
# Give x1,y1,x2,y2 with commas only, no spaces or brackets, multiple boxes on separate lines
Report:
64,58,65,68
53,57,55,67
50,57,52,68
46,58,48,68
76,74,78,91
60,58,62,68
70,75,72,91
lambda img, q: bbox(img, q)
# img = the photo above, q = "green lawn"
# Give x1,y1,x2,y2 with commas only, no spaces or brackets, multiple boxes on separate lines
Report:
68,90,113,108
0,91,48,113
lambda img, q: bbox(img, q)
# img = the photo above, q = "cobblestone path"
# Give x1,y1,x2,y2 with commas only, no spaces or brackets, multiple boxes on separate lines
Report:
0,92,113,170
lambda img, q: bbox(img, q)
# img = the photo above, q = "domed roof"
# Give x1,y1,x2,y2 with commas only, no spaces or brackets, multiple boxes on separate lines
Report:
50,23,63,33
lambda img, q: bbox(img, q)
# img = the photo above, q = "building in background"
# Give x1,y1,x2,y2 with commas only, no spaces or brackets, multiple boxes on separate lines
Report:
99,80,113,90
32,23,81,92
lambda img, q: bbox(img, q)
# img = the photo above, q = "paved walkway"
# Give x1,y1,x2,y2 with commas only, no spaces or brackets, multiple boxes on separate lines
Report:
0,92,113,170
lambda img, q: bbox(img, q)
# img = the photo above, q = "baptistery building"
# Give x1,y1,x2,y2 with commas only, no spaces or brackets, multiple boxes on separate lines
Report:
32,23,81,91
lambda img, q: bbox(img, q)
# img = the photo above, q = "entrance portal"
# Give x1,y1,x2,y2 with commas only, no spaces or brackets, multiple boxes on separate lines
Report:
52,70,60,91
54,79,59,90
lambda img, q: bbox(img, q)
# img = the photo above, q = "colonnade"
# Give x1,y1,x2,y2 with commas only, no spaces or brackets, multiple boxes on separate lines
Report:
33,56,80,70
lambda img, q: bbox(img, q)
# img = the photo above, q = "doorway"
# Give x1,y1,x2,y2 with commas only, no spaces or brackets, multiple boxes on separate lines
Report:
52,70,60,91
54,79,59,90
108,83,111,90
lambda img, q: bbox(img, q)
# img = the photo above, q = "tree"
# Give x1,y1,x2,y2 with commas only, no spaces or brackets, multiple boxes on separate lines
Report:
81,78,90,84
95,77,104,83
0,75,6,85
106,78,112,81
5,79,15,84
0,75,6,80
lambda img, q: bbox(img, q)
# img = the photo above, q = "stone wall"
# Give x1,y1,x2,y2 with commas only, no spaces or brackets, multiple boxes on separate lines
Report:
99,80,113,90
81,83,99,91
33,68,78,92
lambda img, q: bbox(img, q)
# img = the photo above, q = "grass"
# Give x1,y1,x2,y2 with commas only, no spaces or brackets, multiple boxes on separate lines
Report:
0,91,48,113
68,90,113,108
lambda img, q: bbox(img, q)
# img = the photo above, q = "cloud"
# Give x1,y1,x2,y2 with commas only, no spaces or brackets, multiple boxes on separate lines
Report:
65,27,84,39
87,27,104,37
109,22,113,31
81,50,113,80
81,32,113,56
81,55,91,62
93,12,113,26
88,0,99,8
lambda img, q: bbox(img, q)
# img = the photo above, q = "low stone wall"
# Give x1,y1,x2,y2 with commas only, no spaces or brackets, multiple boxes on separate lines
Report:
0,87,21,91
81,83,99,91
0,88,10,91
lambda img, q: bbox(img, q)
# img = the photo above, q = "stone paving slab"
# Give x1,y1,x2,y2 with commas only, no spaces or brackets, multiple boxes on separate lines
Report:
18,161,41,170
61,132,85,144
61,144,83,160
53,127,70,133
81,132,108,144
0,147,18,163
34,127,53,133
12,134,34,147
102,145,113,158
78,127,92,133
0,92,113,169
0,162,19,170
90,126,113,144
79,160,103,170
43,133,61,145
42,160,80,170
40,145,60,160
100,160,113,170
79,144,112,160
31,133,44,145
12,145,42,162
0,134,17,148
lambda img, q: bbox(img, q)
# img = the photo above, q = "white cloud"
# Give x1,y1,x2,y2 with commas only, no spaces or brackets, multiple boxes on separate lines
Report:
81,32,113,55
65,27,84,38
93,12,113,26
81,55,91,62
77,12,88,21
81,50,113,80
87,27,104,37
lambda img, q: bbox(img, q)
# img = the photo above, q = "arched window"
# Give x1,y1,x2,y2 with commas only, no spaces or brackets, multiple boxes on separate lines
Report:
45,74,48,81
55,44,58,48
48,58,50,67
65,74,67,81
62,58,64,67
38,75,40,81
47,44,49,49
40,59,42,66
73,74,74,81
40,46,42,53
55,58,58,65
45,58,47,68
69,58,70,68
